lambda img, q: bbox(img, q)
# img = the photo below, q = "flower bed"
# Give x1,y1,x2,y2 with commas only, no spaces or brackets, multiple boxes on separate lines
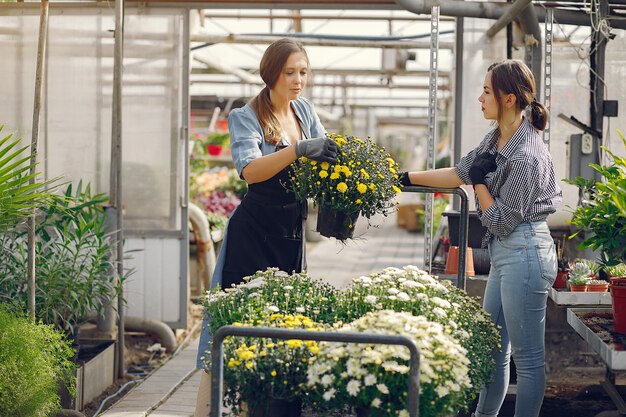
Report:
201,267,499,416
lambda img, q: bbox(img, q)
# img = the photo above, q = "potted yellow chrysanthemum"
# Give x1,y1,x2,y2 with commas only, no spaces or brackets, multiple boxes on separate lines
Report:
289,133,402,240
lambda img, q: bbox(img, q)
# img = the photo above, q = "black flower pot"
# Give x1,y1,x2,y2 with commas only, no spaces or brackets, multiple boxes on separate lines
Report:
316,205,359,240
249,397,302,417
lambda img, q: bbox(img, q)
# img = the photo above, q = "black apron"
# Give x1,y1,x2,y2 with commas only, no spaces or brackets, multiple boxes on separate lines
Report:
221,135,308,289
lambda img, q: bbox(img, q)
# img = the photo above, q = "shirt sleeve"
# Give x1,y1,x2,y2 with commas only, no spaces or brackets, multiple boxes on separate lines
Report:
454,147,479,185
481,157,542,237
228,108,263,177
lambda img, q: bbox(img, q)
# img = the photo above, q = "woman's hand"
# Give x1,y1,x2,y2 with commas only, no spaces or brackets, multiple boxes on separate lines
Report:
295,137,338,164
469,152,497,185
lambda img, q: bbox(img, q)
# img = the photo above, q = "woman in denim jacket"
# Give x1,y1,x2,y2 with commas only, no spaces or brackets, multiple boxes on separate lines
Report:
193,38,337,417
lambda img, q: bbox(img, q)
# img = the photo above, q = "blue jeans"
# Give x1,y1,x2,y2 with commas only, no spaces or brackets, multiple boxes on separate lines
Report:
475,221,557,417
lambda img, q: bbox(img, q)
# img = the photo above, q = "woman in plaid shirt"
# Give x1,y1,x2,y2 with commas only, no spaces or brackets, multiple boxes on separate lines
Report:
401,59,562,417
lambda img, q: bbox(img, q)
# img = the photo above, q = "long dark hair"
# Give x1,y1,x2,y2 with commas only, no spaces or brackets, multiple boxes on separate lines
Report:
488,59,548,131
250,38,309,145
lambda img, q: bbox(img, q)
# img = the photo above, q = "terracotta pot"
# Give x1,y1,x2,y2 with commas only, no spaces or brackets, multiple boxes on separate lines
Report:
586,283,609,292
553,270,569,289
569,283,588,292
444,246,475,276
610,281,626,334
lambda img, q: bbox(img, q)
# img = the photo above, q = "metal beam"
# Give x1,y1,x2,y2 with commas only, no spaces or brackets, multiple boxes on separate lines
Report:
190,33,455,49
394,0,626,29
192,67,451,78
191,78,450,90
486,0,532,37
202,11,455,21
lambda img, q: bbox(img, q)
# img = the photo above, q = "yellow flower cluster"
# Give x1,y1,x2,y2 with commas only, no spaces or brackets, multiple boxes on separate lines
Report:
289,133,402,219
226,314,322,371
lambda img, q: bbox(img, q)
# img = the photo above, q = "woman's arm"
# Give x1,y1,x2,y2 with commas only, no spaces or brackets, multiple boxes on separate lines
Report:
406,167,463,188
473,183,495,210
241,144,298,184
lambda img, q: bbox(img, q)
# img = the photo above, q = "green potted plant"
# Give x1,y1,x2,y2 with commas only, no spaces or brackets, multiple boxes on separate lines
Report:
566,131,626,271
204,132,230,156
0,307,76,417
0,182,124,337
568,262,591,292
567,131,626,330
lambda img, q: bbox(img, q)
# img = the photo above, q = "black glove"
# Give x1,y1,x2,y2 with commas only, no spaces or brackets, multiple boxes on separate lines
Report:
398,171,412,186
295,137,338,164
469,152,497,185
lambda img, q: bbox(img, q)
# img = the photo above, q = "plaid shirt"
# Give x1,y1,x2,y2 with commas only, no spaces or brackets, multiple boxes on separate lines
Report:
455,118,562,247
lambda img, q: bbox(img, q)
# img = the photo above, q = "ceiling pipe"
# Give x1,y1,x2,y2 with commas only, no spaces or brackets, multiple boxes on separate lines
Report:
394,0,626,29
486,0,532,38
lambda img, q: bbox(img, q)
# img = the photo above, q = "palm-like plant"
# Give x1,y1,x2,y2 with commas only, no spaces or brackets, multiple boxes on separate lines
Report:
0,125,54,232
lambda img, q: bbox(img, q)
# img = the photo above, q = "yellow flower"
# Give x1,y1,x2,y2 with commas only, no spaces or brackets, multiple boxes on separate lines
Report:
357,183,368,194
228,358,241,367
369,183,376,191
310,160,317,166
301,157,308,162
286,339,303,349
390,167,397,174
337,182,348,193
356,199,362,204
266,342,275,348
334,165,342,173
320,161,330,170
245,361,254,369
393,185,402,194
330,172,340,180
271,370,277,377
319,170,329,178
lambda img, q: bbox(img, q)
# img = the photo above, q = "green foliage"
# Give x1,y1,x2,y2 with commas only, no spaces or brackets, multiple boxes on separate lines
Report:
0,125,57,233
565,130,626,265
204,132,230,146
0,182,124,334
0,307,76,417
568,262,592,285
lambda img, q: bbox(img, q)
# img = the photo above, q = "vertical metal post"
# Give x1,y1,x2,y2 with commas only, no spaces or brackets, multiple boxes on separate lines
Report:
27,0,49,321
110,0,126,379
424,5,439,273
543,8,553,149
589,0,608,173
452,16,463,211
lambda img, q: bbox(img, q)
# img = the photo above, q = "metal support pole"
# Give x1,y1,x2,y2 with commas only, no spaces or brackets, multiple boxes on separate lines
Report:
404,185,469,290
110,0,125,379
589,0,609,174
424,5,439,273
543,8,553,149
452,16,463,211
27,0,48,321
210,326,421,417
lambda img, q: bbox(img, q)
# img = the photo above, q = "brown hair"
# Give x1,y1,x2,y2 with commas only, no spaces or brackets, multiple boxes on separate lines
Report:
250,38,309,145
488,59,548,131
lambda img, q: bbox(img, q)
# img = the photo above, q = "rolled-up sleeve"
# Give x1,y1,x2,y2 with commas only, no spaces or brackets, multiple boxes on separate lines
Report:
228,108,263,176
308,101,326,139
454,147,479,185
481,157,542,237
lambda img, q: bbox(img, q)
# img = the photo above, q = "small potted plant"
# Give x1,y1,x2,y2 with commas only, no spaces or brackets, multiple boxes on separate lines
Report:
288,134,402,241
204,132,230,156
568,262,591,292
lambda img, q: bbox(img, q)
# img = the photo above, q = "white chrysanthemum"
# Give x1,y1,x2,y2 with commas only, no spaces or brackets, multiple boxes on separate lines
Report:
364,374,377,386
323,388,336,401
321,374,335,387
346,379,361,396
364,295,378,304
295,306,305,313
376,383,389,394
431,297,452,309
267,305,280,313
397,292,410,302
388,287,400,295
283,285,294,290
371,398,382,408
